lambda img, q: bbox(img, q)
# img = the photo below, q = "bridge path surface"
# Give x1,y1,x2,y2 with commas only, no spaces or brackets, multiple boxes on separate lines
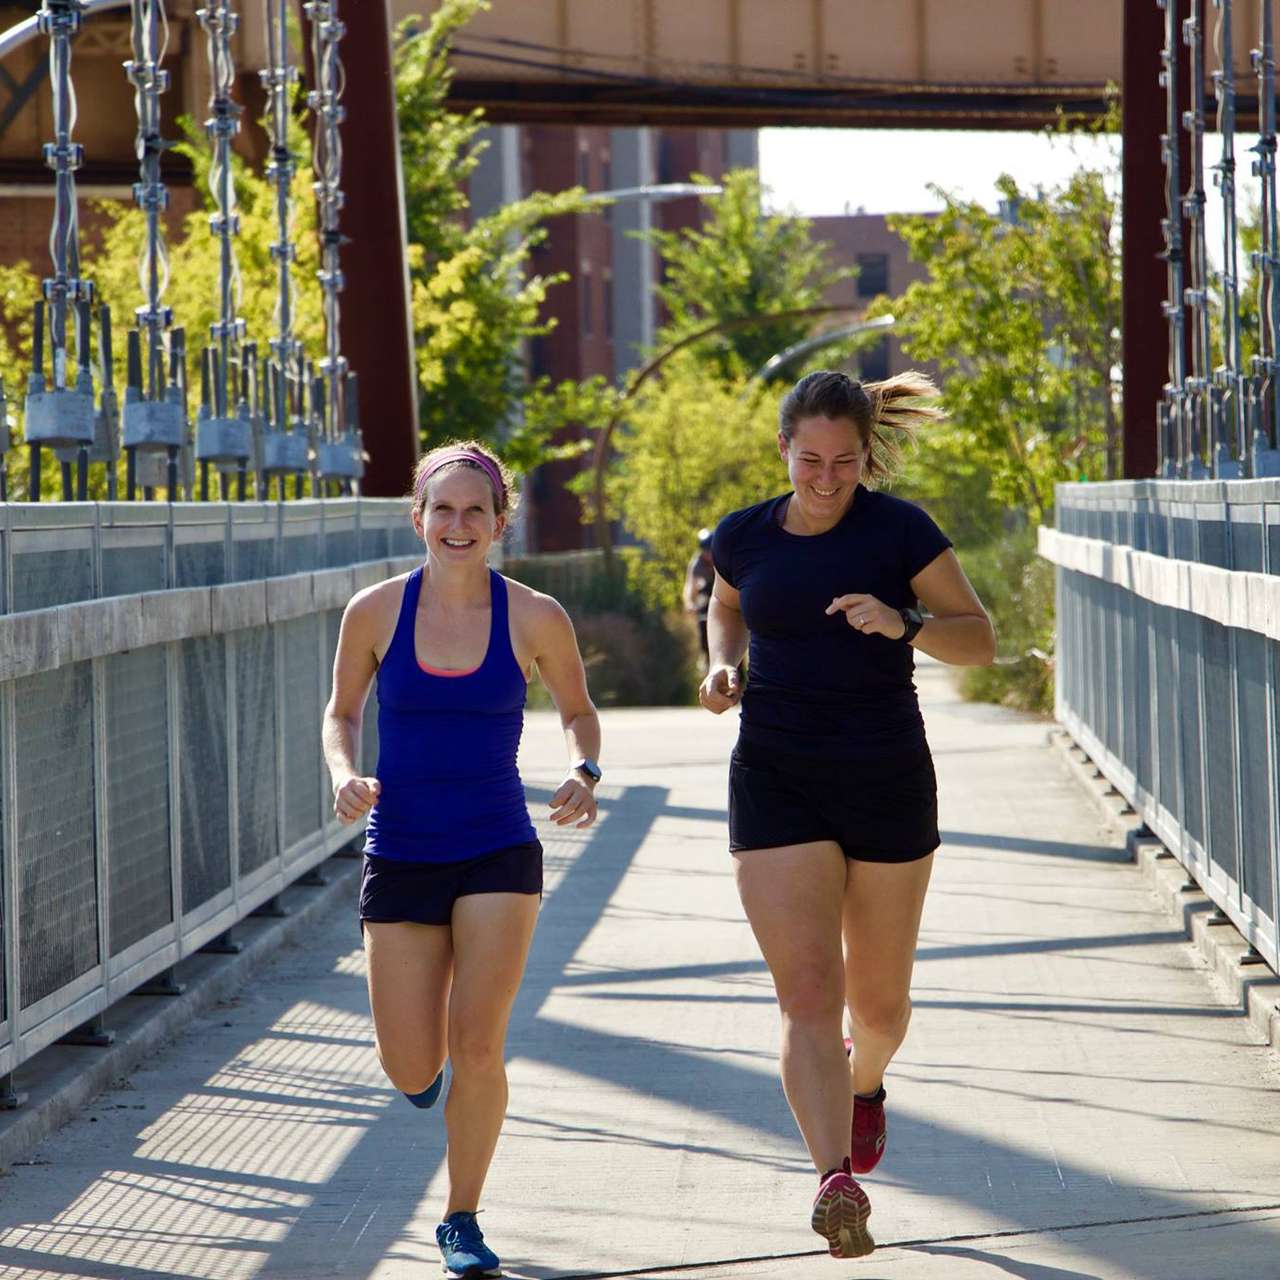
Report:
0,663,1277,1280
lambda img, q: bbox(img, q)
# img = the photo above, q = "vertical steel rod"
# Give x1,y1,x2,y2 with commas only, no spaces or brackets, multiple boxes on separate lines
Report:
1251,0,1280,474
1212,0,1247,475
1182,0,1213,477
1160,0,1189,477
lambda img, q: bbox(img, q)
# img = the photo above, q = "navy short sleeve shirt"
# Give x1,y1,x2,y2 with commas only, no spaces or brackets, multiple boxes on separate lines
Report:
711,485,952,760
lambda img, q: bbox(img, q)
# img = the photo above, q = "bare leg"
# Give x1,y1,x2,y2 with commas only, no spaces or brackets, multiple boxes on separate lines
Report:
734,841,850,1174
363,921,452,1094
843,853,935,1096
443,891,540,1217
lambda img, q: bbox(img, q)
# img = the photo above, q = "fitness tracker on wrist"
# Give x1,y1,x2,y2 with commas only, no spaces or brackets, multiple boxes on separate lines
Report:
572,757,602,784
898,606,924,644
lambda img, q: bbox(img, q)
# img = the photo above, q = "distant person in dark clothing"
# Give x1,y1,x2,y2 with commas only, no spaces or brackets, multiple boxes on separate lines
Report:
698,371,995,1260
683,527,716,670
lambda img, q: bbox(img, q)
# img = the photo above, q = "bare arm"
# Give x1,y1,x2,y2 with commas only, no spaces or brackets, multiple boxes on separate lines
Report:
530,596,601,828
825,549,995,667
699,573,748,713
909,549,996,666
323,589,384,823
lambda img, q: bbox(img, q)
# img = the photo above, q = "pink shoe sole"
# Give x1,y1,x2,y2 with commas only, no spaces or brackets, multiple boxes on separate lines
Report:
811,1171,874,1259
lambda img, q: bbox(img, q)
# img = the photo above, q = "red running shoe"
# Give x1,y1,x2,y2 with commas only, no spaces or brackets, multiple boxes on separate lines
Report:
811,1158,874,1259
850,1086,887,1174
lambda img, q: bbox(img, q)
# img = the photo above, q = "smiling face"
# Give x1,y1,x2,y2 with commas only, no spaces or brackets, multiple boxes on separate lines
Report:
412,465,505,565
779,414,870,530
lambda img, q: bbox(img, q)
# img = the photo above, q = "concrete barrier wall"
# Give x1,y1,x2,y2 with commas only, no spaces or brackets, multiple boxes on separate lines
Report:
1041,480,1280,974
0,500,423,1082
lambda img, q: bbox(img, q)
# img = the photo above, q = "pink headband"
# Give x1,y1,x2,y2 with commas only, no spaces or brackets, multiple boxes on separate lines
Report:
414,449,505,507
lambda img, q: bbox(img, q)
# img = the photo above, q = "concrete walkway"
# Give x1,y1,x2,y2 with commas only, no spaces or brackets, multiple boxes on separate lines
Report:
0,665,1278,1280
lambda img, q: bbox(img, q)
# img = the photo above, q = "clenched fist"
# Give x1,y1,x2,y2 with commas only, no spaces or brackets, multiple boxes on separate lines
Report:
333,775,381,824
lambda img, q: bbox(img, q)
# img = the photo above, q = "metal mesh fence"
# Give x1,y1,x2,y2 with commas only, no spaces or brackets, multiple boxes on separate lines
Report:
102,543,168,597
281,616,322,849
104,648,173,956
1132,595,1153,799
0,504,416,1074
1176,612,1206,846
361,524,389,561
234,535,276,582
1202,620,1238,881
235,627,279,876
175,538,227,588
1236,632,1275,920
15,662,98,1009
1054,483,1280,971
1153,605,1181,823
177,636,232,913
12,547,95,612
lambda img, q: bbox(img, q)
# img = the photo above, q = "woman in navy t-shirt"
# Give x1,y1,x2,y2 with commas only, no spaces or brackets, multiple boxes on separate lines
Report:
700,370,995,1260
323,441,602,1280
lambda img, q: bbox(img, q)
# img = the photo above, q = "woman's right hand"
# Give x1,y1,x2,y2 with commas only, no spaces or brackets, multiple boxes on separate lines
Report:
698,664,742,714
333,775,381,824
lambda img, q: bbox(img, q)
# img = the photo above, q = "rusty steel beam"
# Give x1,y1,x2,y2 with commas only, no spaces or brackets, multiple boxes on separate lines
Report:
1123,0,1189,479
330,0,418,496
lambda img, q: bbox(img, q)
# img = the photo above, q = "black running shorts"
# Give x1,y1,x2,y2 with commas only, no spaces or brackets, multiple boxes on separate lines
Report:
728,739,938,863
359,839,543,929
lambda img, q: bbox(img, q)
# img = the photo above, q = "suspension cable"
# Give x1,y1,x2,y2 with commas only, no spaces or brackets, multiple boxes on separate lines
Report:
193,0,252,499
1250,0,1280,474
306,0,362,493
1181,0,1212,478
1212,0,1247,475
1158,0,1187,478
259,0,308,497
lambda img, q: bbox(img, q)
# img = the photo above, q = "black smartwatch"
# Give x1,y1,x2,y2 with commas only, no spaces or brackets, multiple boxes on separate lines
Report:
898,606,924,644
572,757,602,784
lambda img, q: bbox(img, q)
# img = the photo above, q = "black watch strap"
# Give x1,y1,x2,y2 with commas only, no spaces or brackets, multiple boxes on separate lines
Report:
572,757,602,783
899,607,924,644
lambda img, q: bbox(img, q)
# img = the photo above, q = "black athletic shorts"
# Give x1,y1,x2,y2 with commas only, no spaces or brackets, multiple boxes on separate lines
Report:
728,739,939,863
359,839,543,929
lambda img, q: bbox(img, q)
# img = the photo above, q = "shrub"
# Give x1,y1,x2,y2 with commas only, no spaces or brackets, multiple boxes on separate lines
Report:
955,531,1055,715
506,550,700,707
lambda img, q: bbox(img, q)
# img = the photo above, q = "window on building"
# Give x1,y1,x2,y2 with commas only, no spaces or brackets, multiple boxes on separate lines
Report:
657,135,673,184
603,273,614,340
856,253,889,298
581,269,593,337
859,337,890,383
579,146,592,191
601,154,612,222
529,335,549,380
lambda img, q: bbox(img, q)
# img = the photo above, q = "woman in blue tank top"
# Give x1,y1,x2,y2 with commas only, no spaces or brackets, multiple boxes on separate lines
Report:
699,371,995,1262
323,441,602,1280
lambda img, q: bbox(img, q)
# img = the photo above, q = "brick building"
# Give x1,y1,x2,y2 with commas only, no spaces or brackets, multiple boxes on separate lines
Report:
470,124,758,552
807,212,934,385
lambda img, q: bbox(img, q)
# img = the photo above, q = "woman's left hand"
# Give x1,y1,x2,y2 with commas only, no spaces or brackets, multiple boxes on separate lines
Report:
826,593,906,639
549,775,599,828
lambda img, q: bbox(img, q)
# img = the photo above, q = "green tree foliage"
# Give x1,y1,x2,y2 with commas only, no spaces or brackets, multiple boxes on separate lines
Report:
596,178,861,610
606,355,783,612
395,0,599,460
646,169,854,376
873,170,1120,526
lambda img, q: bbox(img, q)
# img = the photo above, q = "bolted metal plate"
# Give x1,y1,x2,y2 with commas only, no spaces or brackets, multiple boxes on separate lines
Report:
122,397,186,449
195,415,252,463
261,430,309,474
317,438,362,479
24,388,95,447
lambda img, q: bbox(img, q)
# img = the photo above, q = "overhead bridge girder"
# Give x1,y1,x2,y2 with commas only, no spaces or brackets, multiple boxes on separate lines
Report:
404,0,1126,129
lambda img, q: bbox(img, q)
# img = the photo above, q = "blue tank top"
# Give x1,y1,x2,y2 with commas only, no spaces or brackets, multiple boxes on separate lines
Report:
363,566,537,862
